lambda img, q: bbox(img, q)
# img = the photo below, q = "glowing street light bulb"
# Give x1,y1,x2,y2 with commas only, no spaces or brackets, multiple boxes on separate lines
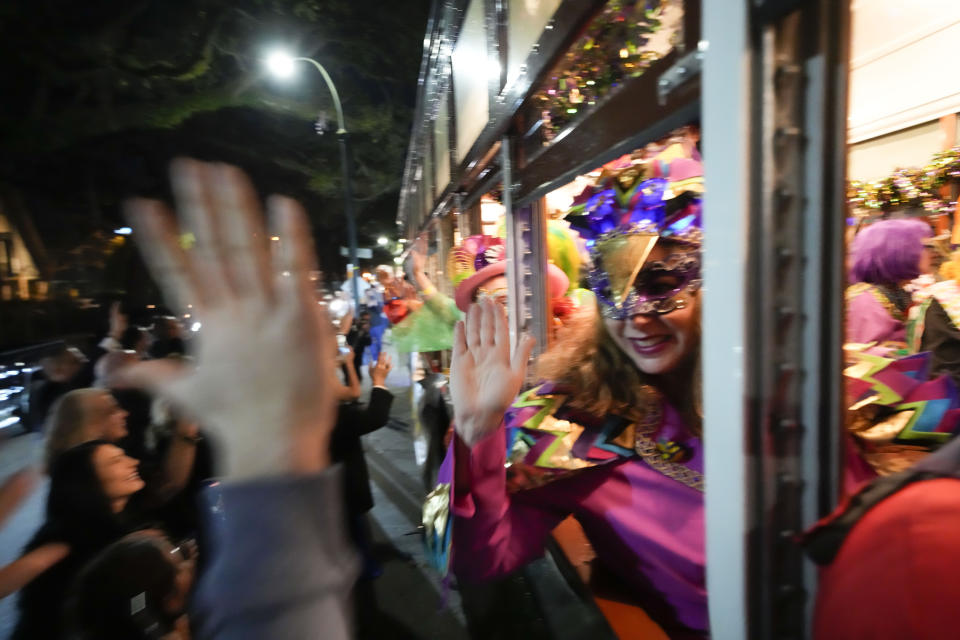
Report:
377,236,389,246
265,50,297,79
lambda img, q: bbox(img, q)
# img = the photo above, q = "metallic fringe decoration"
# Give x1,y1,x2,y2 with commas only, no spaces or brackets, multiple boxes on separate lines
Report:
848,146,960,216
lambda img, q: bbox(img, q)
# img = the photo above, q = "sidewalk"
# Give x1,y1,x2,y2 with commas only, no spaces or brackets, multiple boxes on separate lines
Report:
352,336,469,638
0,433,45,639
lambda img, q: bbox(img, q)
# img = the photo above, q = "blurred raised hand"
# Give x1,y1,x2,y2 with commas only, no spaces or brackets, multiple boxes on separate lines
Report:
369,352,393,388
123,159,336,479
450,299,534,447
410,235,427,274
108,301,128,341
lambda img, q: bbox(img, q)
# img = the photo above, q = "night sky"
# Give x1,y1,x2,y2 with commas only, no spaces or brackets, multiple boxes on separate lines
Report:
0,0,430,316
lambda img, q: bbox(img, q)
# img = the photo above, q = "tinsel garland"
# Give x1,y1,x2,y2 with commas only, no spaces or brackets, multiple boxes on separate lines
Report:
532,0,678,145
848,146,960,215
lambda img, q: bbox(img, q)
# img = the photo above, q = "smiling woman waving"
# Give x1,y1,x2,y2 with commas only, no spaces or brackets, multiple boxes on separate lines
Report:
425,152,708,638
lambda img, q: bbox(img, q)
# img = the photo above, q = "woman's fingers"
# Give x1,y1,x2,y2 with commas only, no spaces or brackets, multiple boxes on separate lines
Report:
373,352,391,370
511,334,536,380
210,164,274,300
268,195,318,312
452,320,467,358
466,304,482,353
492,299,509,351
124,199,203,313
479,299,497,347
313,302,336,378
170,159,230,304
116,359,193,405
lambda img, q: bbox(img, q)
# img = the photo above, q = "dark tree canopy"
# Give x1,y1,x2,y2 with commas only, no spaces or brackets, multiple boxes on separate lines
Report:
0,0,429,289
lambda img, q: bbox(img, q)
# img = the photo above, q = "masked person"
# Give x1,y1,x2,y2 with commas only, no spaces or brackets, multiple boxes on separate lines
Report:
425,155,707,637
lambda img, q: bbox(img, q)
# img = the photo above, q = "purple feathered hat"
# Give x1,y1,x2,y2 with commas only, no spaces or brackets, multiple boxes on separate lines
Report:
565,152,703,319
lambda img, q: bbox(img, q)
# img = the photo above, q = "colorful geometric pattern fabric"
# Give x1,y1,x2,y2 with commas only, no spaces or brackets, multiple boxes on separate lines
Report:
502,383,703,492
845,345,960,445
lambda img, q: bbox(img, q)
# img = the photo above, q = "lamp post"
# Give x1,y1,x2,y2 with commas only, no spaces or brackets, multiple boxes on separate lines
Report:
265,51,361,312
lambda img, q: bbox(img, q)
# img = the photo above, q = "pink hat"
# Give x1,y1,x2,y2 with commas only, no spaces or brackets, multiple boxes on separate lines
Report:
449,236,570,312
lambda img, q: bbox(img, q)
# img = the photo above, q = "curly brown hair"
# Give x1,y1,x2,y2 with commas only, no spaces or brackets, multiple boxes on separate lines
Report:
535,297,702,436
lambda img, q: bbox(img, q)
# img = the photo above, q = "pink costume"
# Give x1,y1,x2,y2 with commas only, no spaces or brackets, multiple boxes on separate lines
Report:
844,283,910,493
420,142,708,636
845,283,907,346
444,383,707,635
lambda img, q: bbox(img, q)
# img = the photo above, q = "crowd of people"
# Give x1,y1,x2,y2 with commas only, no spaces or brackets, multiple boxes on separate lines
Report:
1,146,957,640
0,160,404,639
0,138,715,638
802,215,960,636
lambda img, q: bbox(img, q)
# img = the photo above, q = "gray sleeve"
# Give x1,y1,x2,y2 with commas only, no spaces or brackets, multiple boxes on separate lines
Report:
193,466,360,640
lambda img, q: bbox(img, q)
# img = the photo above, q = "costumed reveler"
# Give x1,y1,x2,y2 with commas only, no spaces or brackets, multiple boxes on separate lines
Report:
845,218,932,352
909,249,960,388
837,248,960,493
415,231,578,489
843,218,936,492
424,150,707,637
446,231,576,313
401,221,585,350
374,264,452,352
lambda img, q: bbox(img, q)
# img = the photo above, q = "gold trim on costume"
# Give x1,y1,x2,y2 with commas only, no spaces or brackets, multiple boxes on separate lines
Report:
422,483,451,542
632,386,705,492
845,282,906,323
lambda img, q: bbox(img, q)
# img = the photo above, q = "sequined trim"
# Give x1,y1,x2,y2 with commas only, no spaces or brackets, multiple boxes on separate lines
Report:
505,384,704,492
846,282,906,324
422,482,451,573
423,482,451,541
633,386,704,492
591,244,703,320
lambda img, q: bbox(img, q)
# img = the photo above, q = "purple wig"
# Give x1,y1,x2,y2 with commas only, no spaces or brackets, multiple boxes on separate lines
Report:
849,218,932,284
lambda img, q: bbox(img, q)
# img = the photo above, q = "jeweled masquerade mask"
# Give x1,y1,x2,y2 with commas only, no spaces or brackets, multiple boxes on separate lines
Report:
565,159,703,319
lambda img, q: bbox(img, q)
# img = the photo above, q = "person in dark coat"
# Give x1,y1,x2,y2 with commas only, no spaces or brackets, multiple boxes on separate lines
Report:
346,311,374,381
330,352,393,578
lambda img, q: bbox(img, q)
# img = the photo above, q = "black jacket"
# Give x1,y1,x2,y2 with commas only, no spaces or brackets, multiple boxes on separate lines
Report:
920,297,960,389
346,326,372,379
330,387,393,516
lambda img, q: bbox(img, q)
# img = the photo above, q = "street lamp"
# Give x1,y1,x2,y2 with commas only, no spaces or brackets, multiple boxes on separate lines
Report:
377,236,388,246
265,49,361,311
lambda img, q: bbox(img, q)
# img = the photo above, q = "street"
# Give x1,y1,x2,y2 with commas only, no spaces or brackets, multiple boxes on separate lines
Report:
0,348,469,639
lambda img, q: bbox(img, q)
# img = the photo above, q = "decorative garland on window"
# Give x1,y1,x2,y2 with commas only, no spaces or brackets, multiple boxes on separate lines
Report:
848,146,960,216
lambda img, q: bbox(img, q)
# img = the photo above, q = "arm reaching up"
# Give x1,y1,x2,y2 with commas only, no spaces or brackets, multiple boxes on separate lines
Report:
123,161,336,478
123,159,357,639
410,235,437,296
450,300,535,447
